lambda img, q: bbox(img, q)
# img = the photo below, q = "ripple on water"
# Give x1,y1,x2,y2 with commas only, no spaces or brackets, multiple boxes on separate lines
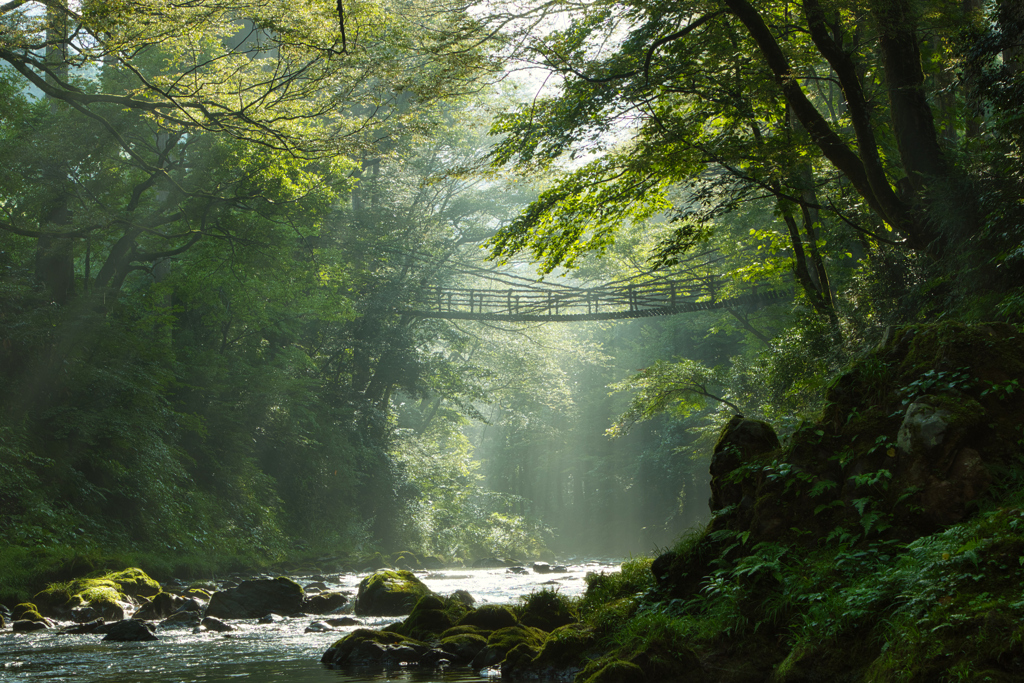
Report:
0,562,618,683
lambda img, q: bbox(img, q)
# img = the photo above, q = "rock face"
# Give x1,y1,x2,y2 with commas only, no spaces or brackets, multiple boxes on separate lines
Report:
205,578,304,620
354,570,437,617
707,415,781,534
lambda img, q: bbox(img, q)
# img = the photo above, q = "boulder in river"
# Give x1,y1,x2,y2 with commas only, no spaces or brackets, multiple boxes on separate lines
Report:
13,619,50,633
103,619,158,642
305,620,333,633
304,591,348,615
134,592,186,620
206,577,304,620
201,616,234,632
354,570,436,617
321,628,428,667
159,611,202,629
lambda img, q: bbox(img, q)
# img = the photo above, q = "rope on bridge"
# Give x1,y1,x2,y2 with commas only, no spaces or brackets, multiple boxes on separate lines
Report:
404,286,791,322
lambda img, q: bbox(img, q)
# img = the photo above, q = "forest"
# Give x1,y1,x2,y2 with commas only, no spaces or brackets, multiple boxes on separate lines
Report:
1,0,1023,678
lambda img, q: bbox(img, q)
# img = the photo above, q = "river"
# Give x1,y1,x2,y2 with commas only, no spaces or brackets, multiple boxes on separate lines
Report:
1,560,620,683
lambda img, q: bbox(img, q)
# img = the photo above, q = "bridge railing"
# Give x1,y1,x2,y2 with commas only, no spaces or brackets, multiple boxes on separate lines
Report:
413,277,732,317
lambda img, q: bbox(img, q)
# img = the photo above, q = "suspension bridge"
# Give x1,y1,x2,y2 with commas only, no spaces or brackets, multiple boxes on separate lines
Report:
404,278,791,322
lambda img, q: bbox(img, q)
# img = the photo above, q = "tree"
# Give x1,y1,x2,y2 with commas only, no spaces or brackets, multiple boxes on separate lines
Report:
484,0,992,281
0,0,493,303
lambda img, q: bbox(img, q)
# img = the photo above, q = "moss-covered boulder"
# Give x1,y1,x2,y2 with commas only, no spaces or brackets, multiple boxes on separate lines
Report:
206,577,304,620
457,603,518,630
104,568,161,599
33,568,160,619
471,624,547,669
392,594,469,640
320,628,427,667
391,551,422,570
354,570,436,617
13,603,41,621
11,602,52,631
438,631,489,663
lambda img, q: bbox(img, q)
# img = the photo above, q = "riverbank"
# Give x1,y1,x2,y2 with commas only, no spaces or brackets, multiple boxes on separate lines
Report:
323,322,1024,682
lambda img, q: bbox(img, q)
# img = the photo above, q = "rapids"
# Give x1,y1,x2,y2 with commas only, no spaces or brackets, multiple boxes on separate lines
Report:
1,560,620,682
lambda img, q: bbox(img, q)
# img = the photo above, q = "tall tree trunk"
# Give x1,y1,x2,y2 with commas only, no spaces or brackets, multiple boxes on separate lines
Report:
870,0,948,196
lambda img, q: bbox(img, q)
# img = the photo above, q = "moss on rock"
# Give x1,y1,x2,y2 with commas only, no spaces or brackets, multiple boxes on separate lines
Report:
438,632,489,662
355,570,436,617
457,603,518,630
34,568,160,618
471,624,547,669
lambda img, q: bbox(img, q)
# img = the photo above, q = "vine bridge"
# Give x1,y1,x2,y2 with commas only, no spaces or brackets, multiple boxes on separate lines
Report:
405,278,790,322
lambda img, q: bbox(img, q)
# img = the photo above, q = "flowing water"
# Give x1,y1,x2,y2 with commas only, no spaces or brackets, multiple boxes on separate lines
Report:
1,560,619,683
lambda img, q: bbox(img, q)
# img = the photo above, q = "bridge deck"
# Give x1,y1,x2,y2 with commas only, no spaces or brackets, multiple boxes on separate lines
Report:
405,286,790,322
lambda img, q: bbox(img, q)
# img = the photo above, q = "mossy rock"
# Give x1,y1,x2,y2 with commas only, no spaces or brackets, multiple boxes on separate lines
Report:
397,608,453,639
438,632,489,663
34,568,160,618
325,627,420,650
471,624,547,669
531,623,598,669
392,551,422,570
104,568,161,598
321,628,426,667
579,659,646,683
13,603,43,622
439,624,489,639
458,603,518,630
394,593,472,639
500,642,542,675
355,570,437,616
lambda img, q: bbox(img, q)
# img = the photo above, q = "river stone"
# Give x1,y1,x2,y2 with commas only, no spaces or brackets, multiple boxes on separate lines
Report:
103,619,158,641
159,611,202,629
258,613,286,624
354,570,437,617
71,606,102,623
61,618,106,634
304,591,349,615
134,592,186,621
201,616,234,632
326,616,361,627
305,620,333,633
13,619,49,633
206,578,304,620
